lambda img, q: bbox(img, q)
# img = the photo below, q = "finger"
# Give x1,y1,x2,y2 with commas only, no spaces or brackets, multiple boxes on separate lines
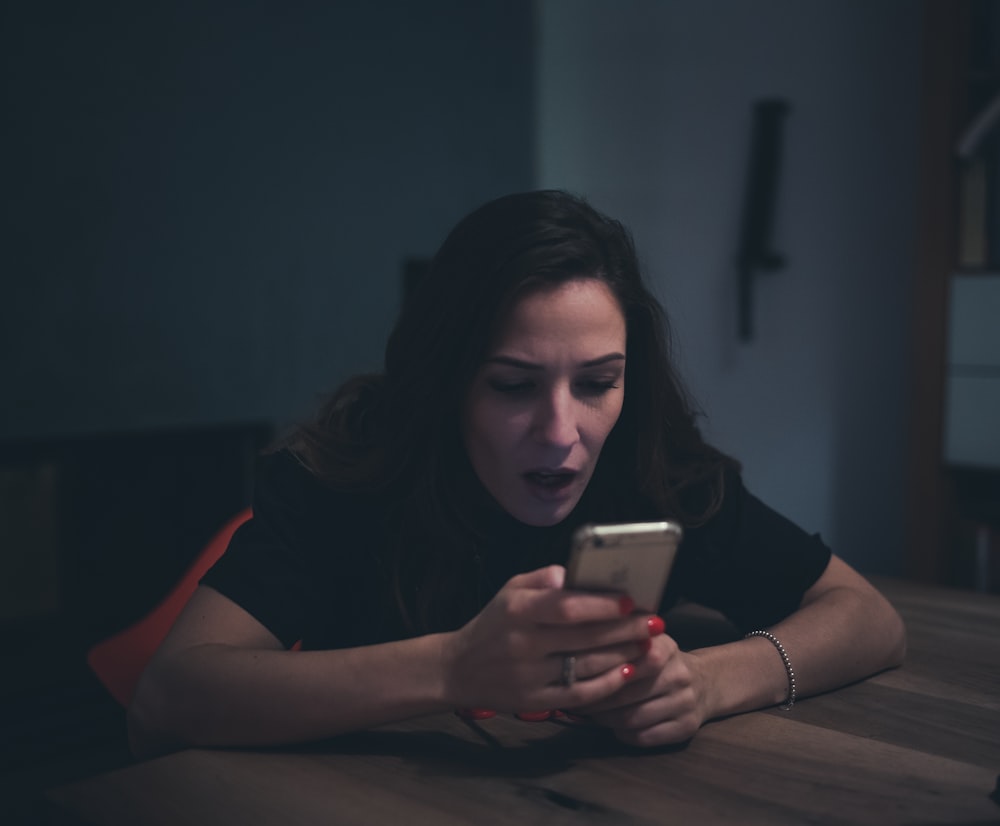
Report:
573,675,652,715
570,645,668,714
527,588,638,625
505,564,565,591
563,585,636,617
547,640,651,686
577,642,687,717
546,614,666,654
527,660,638,711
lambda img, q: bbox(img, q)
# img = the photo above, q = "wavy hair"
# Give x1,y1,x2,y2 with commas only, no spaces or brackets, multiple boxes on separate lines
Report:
284,190,737,630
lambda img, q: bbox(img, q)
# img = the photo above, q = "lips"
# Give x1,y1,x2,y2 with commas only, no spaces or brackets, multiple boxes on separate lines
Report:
523,467,578,496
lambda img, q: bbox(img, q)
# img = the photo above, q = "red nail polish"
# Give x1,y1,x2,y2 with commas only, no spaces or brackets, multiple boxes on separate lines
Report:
639,638,653,654
621,663,636,680
455,708,496,720
515,710,553,722
619,595,635,616
647,615,665,636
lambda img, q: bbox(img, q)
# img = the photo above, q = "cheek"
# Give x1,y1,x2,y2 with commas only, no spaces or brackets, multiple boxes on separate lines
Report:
580,415,622,462
478,410,530,456
464,398,521,462
588,396,625,446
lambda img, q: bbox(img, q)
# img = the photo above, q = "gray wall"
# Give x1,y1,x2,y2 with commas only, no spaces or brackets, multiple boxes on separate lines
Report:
4,0,925,576
2,1,534,439
537,0,922,575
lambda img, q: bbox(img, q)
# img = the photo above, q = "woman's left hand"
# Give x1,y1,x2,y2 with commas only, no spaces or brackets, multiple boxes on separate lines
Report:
570,633,709,747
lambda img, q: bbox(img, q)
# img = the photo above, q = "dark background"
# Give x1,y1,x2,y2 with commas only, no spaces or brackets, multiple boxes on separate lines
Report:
1,1,997,823
2,1,533,438
1,2,535,820
1,0,534,628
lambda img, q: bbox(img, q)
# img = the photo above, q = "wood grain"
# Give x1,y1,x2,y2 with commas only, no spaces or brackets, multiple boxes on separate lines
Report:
46,578,1000,826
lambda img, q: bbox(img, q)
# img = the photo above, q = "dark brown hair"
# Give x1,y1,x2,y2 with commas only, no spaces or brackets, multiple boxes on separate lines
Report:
284,190,736,630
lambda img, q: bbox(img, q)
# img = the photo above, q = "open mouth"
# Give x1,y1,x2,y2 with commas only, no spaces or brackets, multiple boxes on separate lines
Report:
523,469,577,490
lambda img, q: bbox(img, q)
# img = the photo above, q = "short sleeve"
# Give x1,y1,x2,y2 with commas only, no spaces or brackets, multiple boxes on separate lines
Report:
201,451,396,647
201,453,321,647
668,471,832,631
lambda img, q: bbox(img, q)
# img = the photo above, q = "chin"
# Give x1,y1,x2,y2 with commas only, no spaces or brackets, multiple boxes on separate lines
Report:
510,500,579,528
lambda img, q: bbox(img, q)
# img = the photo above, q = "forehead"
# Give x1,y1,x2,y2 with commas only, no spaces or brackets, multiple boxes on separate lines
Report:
489,278,626,354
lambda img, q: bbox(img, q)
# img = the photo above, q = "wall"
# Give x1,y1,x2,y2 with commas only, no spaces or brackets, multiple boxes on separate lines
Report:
2,0,926,576
2,0,534,440
537,0,922,574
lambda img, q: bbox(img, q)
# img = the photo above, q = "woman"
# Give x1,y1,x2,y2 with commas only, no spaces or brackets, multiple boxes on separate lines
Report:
128,190,905,758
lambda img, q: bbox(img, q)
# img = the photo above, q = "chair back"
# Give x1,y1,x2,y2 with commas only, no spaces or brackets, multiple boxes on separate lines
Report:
86,509,252,707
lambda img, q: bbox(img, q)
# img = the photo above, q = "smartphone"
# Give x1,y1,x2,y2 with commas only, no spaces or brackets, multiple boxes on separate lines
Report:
566,521,683,613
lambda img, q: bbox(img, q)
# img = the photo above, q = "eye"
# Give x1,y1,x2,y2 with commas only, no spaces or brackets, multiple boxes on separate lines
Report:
487,378,535,395
576,378,621,396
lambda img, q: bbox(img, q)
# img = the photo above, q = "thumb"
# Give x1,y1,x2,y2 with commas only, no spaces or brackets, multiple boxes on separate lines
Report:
507,564,566,591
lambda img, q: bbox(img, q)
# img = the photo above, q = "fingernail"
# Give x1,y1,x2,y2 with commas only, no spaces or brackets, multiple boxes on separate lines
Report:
647,615,665,636
455,708,496,720
639,638,653,654
515,710,553,722
619,595,635,615
621,663,636,681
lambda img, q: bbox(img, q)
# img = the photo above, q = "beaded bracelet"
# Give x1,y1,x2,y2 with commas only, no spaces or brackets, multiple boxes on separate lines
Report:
745,630,796,710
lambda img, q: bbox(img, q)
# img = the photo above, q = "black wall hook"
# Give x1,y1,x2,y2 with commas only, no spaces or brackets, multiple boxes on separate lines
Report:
737,99,791,341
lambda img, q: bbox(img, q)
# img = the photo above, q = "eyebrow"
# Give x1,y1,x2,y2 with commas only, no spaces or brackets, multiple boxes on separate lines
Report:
484,353,626,370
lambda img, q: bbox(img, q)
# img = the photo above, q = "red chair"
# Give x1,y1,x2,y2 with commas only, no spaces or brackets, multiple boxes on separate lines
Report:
86,509,252,708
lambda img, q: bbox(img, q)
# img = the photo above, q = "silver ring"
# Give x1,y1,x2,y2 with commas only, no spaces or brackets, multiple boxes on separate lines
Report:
561,655,577,687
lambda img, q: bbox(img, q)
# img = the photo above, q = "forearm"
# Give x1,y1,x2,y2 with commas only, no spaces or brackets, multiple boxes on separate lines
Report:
691,578,906,720
129,569,654,758
128,634,454,758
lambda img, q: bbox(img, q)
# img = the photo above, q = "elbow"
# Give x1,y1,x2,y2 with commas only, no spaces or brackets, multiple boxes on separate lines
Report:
871,588,907,670
887,607,907,668
127,666,188,761
126,696,160,761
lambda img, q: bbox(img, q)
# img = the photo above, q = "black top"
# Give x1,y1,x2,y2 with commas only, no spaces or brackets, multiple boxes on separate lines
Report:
202,449,832,650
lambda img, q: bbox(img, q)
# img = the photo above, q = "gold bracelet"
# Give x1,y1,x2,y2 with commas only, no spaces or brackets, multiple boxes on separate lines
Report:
745,630,796,710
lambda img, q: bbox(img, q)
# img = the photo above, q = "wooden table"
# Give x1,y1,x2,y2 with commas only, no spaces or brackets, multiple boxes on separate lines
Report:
46,579,1000,825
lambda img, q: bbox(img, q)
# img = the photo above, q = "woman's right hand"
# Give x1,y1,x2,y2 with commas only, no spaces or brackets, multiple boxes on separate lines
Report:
440,564,663,713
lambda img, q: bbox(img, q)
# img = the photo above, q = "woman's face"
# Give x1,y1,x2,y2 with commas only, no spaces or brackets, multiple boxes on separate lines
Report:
462,278,627,526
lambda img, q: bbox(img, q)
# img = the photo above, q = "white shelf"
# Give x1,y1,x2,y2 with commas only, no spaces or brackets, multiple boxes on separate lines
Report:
944,274,1000,469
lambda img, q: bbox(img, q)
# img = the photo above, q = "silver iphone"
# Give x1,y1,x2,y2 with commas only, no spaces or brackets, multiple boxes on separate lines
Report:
566,521,683,613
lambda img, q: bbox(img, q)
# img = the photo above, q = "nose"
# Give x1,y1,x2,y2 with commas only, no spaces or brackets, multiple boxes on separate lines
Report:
533,386,579,449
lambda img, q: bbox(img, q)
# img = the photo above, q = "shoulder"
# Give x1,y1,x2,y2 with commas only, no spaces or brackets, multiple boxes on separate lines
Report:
686,467,830,559
201,448,399,647
672,468,832,629
252,448,384,521
225,448,394,574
